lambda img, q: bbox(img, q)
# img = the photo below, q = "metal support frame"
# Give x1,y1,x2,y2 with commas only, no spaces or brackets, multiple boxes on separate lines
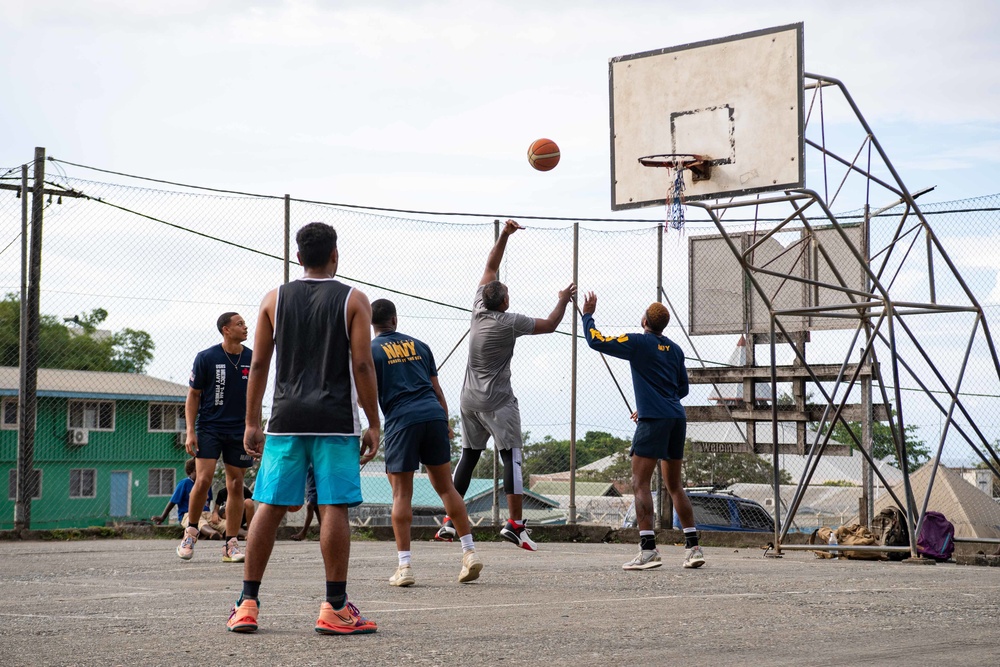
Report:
683,74,1000,555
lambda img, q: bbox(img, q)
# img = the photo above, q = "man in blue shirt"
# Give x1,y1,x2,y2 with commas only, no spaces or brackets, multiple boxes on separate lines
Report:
178,312,253,563
581,292,704,570
152,458,217,538
370,298,482,586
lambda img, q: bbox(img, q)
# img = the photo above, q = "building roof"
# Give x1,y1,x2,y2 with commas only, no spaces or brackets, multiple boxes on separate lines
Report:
359,474,495,506
0,366,187,401
530,480,621,497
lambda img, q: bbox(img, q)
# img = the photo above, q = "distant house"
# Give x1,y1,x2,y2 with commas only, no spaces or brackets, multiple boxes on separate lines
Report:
0,367,189,530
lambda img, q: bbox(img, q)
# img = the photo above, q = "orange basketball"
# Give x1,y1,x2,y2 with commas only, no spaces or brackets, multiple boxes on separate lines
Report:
287,505,303,512
528,138,560,171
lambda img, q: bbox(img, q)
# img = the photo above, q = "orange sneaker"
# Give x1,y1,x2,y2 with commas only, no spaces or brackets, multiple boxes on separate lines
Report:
226,598,259,633
315,600,377,635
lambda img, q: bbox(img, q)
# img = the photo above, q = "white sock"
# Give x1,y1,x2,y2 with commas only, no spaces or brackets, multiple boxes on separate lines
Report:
398,550,411,567
683,527,697,535
459,534,475,553
639,530,655,537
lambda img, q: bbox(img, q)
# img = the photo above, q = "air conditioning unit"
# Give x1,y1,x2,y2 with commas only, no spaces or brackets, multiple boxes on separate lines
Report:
175,432,187,448
67,428,89,446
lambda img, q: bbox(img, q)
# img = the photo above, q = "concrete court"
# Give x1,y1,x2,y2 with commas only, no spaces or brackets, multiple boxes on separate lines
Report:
1,538,998,667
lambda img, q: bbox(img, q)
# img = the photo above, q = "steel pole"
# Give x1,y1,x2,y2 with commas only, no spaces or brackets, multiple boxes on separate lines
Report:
569,222,578,525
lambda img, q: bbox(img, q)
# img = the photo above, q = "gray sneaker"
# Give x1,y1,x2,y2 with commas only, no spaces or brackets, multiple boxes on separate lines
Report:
622,549,662,571
684,545,706,568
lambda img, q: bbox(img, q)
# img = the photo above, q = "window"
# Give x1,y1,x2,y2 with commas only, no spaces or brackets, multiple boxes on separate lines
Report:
148,468,176,496
68,400,115,431
689,496,733,528
7,468,42,500
69,469,97,498
736,502,775,531
148,403,186,432
1,397,17,429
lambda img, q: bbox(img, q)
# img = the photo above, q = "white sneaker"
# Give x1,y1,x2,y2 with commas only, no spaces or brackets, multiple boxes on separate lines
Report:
459,550,483,583
499,520,537,551
176,526,198,560
222,537,245,563
622,549,662,571
683,545,706,569
389,564,415,587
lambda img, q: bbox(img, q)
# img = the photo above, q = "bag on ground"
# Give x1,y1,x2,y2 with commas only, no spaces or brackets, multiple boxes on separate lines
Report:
873,506,910,561
916,511,955,561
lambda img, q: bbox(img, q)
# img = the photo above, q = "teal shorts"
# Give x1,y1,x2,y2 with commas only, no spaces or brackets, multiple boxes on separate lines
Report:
253,435,363,508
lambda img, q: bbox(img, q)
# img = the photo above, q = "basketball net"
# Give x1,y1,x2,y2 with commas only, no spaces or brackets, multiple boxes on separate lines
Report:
668,160,686,232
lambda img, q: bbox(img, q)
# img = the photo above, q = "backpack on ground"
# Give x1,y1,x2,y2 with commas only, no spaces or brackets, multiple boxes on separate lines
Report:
916,511,955,561
809,524,883,560
873,506,910,561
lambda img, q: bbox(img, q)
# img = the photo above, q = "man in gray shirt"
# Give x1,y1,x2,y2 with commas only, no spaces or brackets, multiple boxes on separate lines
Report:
436,219,575,551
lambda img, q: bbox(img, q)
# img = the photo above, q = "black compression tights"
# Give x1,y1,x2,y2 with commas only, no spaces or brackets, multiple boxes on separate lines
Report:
452,448,520,496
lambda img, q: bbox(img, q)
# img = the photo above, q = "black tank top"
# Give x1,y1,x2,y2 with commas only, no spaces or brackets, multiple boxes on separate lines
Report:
266,278,359,435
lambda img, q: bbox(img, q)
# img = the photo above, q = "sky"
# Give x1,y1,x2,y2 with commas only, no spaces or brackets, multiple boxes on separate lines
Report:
2,1,1000,216
3,1,1000,468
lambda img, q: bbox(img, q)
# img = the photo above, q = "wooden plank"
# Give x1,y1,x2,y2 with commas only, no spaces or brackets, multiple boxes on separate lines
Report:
685,403,888,422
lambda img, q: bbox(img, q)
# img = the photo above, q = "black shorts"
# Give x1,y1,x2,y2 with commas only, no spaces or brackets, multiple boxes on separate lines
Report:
196,431,253,468
630,418,686,461
383,420,451,473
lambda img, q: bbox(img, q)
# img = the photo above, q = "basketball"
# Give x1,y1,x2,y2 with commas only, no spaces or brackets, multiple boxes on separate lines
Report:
528,138,560,171
287,505,303,512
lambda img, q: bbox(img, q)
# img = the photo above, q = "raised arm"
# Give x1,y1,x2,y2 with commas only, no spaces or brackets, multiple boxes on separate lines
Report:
480,219,523,286
244,288,276,458
348,289,382,465
532,283,576,334
580,291,634,360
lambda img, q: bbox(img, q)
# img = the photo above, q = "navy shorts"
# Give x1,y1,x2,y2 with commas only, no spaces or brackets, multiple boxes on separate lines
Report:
196,431,253,468
630,418,686,461
384,420,451,473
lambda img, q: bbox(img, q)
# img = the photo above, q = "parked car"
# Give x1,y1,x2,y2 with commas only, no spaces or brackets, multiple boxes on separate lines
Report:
622,488,775,532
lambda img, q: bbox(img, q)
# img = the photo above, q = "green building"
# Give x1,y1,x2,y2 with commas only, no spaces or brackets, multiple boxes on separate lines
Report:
0,367,189,530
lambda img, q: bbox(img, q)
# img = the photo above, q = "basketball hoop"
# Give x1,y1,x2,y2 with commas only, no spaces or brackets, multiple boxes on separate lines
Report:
638,154,711,231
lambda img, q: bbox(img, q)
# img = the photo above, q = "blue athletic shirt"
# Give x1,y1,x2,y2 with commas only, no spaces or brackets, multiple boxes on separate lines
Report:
189,344,252,435
169,477,213,521
581,313,688,420
371,331,446,437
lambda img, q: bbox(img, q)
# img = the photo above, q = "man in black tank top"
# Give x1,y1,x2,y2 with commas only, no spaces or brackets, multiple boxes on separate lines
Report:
226,223,381,636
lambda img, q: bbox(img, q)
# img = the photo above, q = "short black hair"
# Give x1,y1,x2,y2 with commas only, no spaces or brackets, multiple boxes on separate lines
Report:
296,222,338,269
482,280,508,311
185,458,197,477
217,312,238,333
371,299,396,327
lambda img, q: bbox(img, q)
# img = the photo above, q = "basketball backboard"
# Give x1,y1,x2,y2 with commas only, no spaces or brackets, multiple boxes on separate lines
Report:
610,23,804,209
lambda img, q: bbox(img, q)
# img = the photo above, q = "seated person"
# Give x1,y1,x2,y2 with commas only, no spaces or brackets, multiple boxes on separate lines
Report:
152,458,220,540
211,483,255,539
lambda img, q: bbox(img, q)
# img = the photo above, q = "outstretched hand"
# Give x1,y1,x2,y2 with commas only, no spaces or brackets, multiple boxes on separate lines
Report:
559,283,577,303
583,291,597,315
501,219,524,236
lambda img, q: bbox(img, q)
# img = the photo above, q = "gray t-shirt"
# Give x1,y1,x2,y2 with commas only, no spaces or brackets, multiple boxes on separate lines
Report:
460,285,535,411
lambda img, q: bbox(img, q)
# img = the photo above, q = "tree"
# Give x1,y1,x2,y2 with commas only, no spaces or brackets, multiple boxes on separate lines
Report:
824,410,930,471
682,451,792,488
521,431,633,478
0,294,156,373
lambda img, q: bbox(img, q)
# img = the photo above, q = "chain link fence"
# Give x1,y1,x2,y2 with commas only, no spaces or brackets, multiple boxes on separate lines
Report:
2,155,1000,548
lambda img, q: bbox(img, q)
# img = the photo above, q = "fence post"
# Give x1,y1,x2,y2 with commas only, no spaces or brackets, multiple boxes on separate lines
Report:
283,195,291,284
16,148,45,532
569,222,579,525
655,223,667,529
492,220,500,528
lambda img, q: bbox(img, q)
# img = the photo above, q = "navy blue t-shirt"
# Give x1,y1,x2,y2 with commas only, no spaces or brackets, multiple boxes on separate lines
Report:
371,331,446,437
582,313,688,420
189,344,252,435
169,477,212,521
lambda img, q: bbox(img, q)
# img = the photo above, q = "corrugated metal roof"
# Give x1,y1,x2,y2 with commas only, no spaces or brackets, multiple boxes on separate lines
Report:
0,367,187,401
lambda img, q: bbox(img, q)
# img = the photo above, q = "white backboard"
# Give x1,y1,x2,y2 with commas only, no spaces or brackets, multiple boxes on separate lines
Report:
610,23,804,209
